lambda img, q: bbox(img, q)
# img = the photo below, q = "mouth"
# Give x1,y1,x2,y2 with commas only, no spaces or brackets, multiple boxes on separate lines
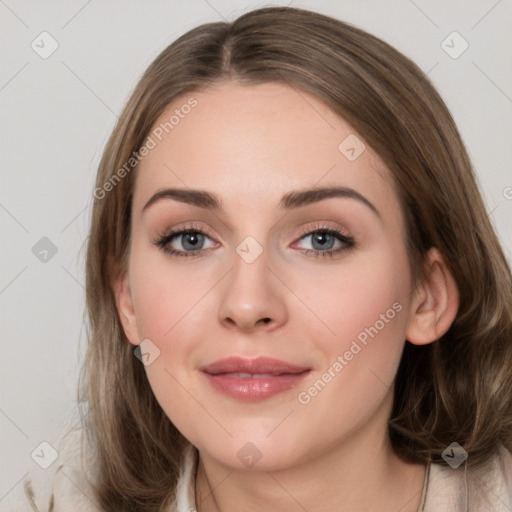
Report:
199,356,311,401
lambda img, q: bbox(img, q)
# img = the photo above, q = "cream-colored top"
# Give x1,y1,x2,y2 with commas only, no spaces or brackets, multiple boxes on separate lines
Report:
2,432,512,511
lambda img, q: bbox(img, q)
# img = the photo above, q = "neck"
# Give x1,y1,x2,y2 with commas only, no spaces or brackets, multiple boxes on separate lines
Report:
194,394,426,512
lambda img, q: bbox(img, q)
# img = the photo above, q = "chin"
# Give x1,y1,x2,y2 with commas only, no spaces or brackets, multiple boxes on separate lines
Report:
191,425,314,471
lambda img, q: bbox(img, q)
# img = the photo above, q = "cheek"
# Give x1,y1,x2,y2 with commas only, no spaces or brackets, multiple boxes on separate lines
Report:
290,257,409,441
129,243,212,344
299,252,411,415
292,249,409,351
127,246,213,436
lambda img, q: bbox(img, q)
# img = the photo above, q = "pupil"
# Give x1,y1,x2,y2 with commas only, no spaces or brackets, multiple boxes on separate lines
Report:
313,232,333,250
183,233,202,250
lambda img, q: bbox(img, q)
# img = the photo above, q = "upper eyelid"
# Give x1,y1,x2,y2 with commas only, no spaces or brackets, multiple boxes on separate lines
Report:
160,223,352,245
162,222,347,235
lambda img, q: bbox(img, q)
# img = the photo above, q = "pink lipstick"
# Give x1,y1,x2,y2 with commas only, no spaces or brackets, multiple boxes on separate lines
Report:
199,356,311,401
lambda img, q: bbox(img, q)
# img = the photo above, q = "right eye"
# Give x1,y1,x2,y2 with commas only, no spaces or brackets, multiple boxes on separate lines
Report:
155,227,217,258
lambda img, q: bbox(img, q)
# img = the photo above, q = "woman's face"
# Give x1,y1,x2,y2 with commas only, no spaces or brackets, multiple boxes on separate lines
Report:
119,81,417,470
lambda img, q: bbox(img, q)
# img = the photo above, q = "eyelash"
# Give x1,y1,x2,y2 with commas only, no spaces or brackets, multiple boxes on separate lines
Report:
296,224,355,258
155,223,356,259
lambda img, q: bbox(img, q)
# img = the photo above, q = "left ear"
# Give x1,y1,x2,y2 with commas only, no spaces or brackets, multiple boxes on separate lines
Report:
405,247,460,346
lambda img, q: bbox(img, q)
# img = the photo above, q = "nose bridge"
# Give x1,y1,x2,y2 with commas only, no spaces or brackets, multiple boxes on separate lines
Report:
228,234,271,306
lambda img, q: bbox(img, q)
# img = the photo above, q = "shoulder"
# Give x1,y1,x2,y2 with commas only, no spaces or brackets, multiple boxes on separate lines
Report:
425,444,512,511
0,427,99,512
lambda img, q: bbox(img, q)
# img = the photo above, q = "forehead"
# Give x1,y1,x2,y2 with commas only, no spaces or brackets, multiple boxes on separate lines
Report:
133,81,399,221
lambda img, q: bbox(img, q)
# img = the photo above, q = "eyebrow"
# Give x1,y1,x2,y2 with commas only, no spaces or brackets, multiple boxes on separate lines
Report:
141,186,381,219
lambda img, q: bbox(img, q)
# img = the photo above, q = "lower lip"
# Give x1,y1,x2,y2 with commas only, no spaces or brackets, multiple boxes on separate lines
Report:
201,371,310,401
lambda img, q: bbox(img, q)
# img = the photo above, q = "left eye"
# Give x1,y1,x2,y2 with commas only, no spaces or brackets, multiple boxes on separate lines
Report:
294,228,355,257
297,231,341,251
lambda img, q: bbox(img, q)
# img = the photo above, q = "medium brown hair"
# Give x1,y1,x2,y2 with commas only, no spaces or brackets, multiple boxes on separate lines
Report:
68,6,512,511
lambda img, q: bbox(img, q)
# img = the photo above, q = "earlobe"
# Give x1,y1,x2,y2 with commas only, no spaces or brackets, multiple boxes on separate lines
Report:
114,272,140,346
405,248,459,346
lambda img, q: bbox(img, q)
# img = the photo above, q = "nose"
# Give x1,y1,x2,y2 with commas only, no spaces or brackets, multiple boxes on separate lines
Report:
217,244,288,333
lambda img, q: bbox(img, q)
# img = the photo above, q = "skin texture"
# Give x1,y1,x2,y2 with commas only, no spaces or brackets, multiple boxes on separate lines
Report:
115,81,459,512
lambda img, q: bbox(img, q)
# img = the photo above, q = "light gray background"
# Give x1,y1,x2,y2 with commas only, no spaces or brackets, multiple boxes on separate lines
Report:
1,0,511,503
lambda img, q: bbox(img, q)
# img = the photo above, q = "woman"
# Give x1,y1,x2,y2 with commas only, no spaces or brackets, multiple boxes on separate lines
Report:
14,5,512,512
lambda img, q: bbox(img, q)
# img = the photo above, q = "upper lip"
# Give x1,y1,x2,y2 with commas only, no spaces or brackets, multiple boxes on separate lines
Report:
199,356,310,375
